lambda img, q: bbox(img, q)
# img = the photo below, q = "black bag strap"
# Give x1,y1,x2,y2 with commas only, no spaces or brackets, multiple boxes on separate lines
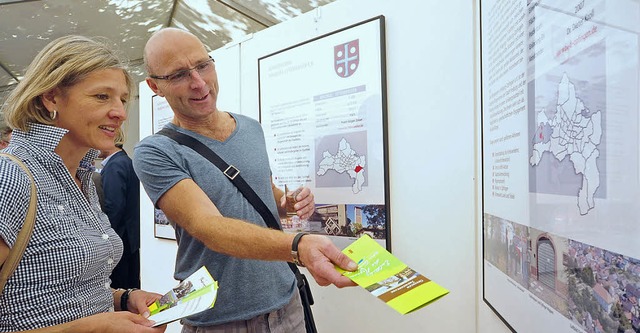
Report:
157,128,298,271
158,128,281,229
158,128,317,333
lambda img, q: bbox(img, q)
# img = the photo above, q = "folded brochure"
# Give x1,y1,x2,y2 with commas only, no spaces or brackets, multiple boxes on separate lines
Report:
336,235,448,314
147,266,219,326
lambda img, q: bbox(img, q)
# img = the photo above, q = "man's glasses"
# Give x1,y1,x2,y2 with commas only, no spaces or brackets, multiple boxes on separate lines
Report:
150,56,215,84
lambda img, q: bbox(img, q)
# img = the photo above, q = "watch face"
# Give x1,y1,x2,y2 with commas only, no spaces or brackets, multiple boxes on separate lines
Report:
292,251,302,267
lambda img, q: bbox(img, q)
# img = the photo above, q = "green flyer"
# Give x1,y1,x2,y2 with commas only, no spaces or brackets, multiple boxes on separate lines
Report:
337,235,449,314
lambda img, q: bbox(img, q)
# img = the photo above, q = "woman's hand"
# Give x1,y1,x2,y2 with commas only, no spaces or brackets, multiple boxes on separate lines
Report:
58,311,167,332
90,311,167,332
127,289,163,318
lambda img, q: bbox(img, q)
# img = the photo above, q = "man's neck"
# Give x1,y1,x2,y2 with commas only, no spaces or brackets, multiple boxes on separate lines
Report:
173,110,236,142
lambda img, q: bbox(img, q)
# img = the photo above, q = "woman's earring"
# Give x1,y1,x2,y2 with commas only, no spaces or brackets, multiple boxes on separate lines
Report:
50,109,57,120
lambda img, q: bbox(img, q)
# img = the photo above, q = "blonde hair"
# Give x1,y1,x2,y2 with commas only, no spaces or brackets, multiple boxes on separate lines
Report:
114,127,125,148
1,35,132,131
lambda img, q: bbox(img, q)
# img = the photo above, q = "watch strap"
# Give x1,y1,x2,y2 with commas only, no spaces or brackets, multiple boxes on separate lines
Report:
292,232,309,267
121,288,138,311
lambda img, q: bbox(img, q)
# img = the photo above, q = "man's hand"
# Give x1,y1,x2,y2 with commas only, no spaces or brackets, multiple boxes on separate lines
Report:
280,186,357,287
297,234,358,288
280,186,315,220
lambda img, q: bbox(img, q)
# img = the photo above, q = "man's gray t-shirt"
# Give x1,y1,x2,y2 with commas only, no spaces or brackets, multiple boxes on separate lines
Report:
133,114,295,326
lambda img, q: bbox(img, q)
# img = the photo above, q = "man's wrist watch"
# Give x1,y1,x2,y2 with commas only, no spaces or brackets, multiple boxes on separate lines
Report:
291,232,309,267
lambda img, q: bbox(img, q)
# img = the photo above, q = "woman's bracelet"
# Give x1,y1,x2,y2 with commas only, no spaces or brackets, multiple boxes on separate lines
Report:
120,288,138,311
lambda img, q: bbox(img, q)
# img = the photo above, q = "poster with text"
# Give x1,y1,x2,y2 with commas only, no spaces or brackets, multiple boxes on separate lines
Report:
259,16,390,250
481,1,639,332
151,95,176,240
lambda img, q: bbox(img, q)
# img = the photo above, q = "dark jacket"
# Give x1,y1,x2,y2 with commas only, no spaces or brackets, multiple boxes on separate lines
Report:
100,149,140,288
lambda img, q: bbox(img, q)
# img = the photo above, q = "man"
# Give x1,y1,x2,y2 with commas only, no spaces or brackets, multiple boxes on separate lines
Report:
0,125,11,149
100,129,141,289
134,28,357,332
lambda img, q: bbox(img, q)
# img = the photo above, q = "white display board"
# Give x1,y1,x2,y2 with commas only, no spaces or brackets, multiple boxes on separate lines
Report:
258,16,390,249
481,1,640,332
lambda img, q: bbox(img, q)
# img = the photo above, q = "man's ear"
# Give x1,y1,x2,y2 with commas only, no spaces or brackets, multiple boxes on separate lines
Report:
40,89,60,112
146,78,164,97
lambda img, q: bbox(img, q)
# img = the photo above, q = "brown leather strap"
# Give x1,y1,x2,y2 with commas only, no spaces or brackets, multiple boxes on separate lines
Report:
0,153,37,294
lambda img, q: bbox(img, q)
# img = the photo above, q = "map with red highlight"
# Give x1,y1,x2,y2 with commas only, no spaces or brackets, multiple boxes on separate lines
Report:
317,137,366,193
529,73,602,215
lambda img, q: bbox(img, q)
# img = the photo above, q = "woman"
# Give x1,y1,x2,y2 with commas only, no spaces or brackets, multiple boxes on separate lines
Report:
0,35,165,332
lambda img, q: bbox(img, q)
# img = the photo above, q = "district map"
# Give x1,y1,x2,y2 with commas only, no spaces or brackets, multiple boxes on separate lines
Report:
529,73,602,215
317,137,366,193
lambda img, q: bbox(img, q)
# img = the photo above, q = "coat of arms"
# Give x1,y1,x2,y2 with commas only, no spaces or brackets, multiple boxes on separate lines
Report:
334,39,359,78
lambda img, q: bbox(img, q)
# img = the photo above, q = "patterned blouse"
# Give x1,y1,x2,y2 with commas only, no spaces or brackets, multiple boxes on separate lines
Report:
0,123,123,331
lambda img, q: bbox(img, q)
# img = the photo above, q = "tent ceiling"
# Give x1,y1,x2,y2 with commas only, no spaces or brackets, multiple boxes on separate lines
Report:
0,0,334,95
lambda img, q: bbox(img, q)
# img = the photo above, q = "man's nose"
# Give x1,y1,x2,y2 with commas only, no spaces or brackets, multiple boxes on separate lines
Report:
189,69,207,88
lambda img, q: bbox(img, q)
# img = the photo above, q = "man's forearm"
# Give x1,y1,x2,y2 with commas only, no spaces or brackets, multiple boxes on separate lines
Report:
183,214,295,263
156,179,296,263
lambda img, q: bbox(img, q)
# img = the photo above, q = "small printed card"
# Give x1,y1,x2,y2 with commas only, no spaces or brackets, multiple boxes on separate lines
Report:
336,235,449,314
148,266,219,326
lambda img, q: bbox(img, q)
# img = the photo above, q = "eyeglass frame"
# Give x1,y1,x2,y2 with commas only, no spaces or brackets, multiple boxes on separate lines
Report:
149,56,215,83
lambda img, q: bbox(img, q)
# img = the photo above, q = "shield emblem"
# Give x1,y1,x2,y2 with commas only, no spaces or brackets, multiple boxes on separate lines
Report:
334,39,359,78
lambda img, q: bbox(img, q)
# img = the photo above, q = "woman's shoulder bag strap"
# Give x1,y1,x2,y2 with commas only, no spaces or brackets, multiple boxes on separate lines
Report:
0,153,37,294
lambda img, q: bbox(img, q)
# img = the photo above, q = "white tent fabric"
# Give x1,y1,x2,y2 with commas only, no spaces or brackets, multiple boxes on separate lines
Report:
0,0,335,100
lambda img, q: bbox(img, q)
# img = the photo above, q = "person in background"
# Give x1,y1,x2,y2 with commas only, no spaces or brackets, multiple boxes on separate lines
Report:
0,125,11,149
99,128,141,289
135,27,357,333
92,161,106,208
0,35,165,332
